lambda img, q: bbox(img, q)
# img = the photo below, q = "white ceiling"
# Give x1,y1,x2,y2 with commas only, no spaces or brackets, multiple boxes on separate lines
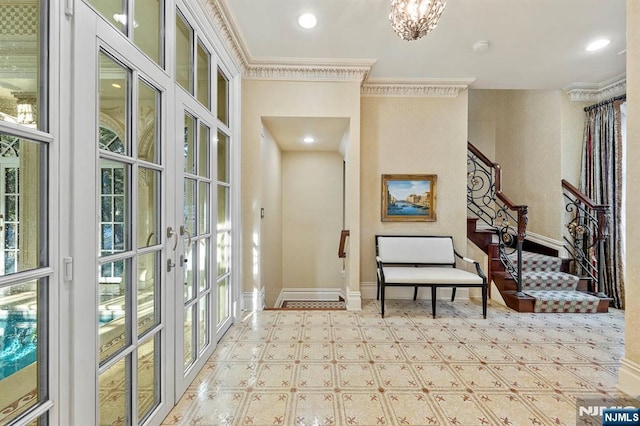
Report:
224,0,626,89
227,1,626,153
262,116,350,153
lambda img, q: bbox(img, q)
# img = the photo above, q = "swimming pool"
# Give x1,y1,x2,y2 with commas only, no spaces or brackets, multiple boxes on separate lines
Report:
0,313,37,380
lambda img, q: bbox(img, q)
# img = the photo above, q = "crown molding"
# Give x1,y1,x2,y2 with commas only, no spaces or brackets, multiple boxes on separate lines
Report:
243,59,375,84
361,78,474,98
212,0,375,84
565,74,626,102
201,0,250,72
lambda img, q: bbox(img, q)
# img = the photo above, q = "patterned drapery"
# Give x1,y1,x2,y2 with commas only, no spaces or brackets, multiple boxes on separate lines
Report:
580,99,626,308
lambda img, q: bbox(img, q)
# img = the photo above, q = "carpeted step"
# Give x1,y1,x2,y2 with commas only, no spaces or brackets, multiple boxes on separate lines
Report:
509,251,563,272
522,271,579,291
523,290,600,313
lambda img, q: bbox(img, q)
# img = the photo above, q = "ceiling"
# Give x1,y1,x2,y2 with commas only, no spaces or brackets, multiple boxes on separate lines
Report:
224,0,627,90
224,0,626,154
262,117,350,152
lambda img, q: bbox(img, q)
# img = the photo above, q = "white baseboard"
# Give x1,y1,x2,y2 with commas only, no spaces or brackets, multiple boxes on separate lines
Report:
241,287,266,312
360,282,470,300
618,358,640,397
346,291,362,311
274,288,346,308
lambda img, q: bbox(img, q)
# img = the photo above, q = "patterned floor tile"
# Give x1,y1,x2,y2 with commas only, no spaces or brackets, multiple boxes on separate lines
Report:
375,363,422,389
340,392,389,425
292,392,338,425
384,392,441,425
161,300,627,426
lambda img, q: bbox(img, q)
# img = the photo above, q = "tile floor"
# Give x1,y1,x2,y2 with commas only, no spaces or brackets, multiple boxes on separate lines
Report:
163,299,628,425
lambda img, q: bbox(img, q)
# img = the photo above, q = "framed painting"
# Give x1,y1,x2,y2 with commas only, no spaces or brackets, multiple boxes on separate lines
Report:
381,174,437,222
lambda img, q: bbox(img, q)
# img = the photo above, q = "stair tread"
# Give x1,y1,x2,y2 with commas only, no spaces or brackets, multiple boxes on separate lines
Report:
524,289,601,301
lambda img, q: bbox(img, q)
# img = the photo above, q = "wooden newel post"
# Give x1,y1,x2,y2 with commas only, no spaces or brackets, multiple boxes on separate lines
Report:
515,206,528,296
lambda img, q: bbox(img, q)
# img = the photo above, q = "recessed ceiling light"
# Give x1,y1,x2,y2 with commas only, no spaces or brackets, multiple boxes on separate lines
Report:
303,136,315,144
586,39,610,52
111,83,121,89
298,13,317,29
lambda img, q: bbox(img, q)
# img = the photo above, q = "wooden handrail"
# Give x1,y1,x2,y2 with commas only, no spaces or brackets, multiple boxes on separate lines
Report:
561,179,610,210
562,179,610,243
469,142,527,213
338,230,350,258
468,142,496,169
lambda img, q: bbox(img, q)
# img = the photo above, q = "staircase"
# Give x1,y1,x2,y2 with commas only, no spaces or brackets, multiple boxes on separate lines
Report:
467,142,612,313
468,218,610,313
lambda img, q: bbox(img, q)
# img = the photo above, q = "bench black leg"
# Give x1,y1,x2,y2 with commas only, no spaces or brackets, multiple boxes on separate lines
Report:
482,283,487,319
413,286,418,300
431,286,436,318
451,287,457,302
381,283,386,318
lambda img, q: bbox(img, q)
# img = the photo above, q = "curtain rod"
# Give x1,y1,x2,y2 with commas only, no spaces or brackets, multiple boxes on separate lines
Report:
584,94,626,112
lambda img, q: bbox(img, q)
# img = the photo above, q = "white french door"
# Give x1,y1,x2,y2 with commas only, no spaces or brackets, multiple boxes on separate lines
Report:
71,3,175,424
173,94,217,395
69,0,238,423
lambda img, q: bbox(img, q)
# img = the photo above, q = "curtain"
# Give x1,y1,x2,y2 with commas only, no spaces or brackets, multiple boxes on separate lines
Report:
580,99,626,308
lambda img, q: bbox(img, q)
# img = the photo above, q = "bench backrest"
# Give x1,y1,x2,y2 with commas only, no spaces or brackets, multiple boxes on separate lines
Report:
375,235,455,265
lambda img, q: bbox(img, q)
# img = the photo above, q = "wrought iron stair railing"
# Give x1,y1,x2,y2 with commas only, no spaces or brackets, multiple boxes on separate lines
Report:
467,142,529,295
562,179,610,297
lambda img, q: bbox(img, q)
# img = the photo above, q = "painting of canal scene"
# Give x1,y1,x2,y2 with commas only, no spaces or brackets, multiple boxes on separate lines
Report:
381,174,437,222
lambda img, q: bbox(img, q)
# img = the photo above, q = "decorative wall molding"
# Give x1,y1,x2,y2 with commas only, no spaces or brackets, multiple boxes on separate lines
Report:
202,0,250,72
361,79,474,98
244,62,373,84
565,75,626,102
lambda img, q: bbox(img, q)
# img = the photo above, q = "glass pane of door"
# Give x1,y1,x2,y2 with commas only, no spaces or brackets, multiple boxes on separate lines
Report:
0,0,44,131
180,113,213,376
175,11,193,93
97,49,164,425
0,130,49,425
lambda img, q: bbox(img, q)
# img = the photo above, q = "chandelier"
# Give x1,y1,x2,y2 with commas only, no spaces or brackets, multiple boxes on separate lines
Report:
389,0,446,41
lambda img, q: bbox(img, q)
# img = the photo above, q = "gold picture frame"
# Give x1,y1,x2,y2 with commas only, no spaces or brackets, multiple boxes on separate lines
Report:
381,174,437,222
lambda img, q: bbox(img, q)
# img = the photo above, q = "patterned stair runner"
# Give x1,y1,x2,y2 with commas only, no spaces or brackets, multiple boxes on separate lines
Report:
510,252,601,313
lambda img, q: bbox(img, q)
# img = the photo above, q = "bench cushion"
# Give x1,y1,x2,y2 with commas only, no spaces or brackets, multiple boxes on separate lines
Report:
382,267,484,285
377,236,455,264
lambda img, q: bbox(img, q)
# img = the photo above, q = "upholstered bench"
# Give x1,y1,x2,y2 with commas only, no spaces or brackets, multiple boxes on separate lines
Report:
375,235,488,318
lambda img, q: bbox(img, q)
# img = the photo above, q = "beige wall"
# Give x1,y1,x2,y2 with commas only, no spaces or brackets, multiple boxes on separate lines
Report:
259,126,283,307
496,90,564,240
560,95,591,186
620,0,640,396
360,94,469,286
468,89,500,159
282,152,344,292
468,89,590,243
242,79,361,306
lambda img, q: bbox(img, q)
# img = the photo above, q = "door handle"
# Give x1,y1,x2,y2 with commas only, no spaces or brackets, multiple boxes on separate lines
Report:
180,225,192,246
167,226,178,251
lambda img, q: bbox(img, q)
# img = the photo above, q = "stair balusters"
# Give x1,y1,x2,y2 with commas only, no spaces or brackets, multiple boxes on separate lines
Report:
467,142,528,295
561,179,610,297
